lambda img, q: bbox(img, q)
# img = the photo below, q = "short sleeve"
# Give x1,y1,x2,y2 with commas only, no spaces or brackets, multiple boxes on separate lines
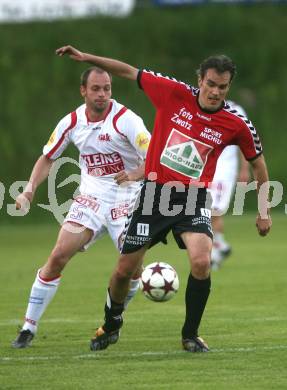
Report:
138,69,187,109
43,111,77,160
233,119,263,161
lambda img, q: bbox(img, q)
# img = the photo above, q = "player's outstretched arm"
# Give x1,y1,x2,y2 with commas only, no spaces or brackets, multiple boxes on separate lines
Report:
16,155,53,211
55,45,139,81
250,154,272,236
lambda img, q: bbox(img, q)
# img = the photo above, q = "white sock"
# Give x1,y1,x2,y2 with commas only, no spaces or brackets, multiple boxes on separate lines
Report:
214,232,224,243
22,269,61,334
214,232,231,252
124,278,140,309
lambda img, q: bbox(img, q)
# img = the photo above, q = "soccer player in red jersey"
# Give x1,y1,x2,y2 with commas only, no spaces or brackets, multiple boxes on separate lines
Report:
56,45,272,352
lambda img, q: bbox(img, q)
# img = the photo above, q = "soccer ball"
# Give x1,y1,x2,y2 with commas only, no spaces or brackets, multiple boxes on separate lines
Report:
139,262,179,302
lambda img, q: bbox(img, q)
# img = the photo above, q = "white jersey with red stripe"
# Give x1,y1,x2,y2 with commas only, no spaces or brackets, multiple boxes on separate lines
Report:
43,99,150,200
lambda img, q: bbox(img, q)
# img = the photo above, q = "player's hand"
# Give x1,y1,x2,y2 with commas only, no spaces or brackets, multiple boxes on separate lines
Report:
15,192,33,212
114,170,134,185
256,213,272,236
55,45,85,61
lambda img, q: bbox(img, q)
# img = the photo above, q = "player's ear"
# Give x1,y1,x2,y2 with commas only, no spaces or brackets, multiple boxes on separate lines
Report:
80,85,86,97
198,75,203,88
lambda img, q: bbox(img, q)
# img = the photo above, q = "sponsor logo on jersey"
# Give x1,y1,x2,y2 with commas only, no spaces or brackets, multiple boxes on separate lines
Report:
75,195,100,212
171,107,193,131
124,234,150,245
82,152,125,176
160,129,213,179
98,133,111,141
111,203,129,220
200,127,222,144
47,129,56,146
196,112,211,121
136,132,150,151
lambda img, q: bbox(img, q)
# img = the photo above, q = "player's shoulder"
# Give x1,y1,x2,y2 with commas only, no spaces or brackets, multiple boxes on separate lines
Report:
111,99,125,114
222,100,251,126
73,104,87,123
53,105,84,136
223,101,247,119
141,69,194,93
222,101,258,138
225,100,247,116
111,100,149,138
59,104,83,123
112,99,143,123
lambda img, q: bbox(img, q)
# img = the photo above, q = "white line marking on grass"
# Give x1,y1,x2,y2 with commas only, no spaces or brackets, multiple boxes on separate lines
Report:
75,345,287,358
1,316,286,327
0,318,100,326
2,345,287,362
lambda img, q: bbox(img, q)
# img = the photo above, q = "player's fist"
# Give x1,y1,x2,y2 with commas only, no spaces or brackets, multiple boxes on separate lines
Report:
55,45,85,61
256,213,272,237
15,192,33,213
114,170,131,185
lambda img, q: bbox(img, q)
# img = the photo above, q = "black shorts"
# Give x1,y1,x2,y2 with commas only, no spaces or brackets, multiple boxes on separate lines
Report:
121,181,213,254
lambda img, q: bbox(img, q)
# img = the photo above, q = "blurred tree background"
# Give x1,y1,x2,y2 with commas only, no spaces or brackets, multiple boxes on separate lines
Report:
0,3,286,222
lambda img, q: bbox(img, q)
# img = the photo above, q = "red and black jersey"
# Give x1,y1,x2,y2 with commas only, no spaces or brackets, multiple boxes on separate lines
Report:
138,69,262,187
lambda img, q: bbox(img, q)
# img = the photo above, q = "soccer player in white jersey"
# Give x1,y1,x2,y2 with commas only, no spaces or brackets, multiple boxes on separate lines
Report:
12,67,151,348
210,101,251,269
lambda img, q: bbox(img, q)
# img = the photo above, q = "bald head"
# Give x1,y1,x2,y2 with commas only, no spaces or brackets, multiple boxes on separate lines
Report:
80,66,112,87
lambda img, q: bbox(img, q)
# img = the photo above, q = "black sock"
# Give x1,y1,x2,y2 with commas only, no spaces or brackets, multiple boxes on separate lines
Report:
181,274,211,339
103,289,124,333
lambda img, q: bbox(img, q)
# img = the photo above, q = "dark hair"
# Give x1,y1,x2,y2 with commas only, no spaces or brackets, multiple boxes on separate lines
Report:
80,66,112,86
197,55,236,82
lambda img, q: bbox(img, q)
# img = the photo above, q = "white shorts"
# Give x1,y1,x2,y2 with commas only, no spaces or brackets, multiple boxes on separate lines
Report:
210,146,238,214
209,180,236,215
64,194,134,251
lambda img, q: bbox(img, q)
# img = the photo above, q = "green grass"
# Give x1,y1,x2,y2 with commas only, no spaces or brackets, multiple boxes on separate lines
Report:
0,214,286,389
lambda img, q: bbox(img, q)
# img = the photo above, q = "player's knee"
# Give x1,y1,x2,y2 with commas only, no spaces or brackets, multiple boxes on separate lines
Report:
114,266,134,283
192,253,210,278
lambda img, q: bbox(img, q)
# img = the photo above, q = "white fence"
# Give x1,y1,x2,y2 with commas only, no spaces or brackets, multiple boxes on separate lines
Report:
0,0,135,23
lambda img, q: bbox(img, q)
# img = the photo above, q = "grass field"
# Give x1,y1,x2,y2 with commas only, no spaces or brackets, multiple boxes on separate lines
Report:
0,213,286,389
